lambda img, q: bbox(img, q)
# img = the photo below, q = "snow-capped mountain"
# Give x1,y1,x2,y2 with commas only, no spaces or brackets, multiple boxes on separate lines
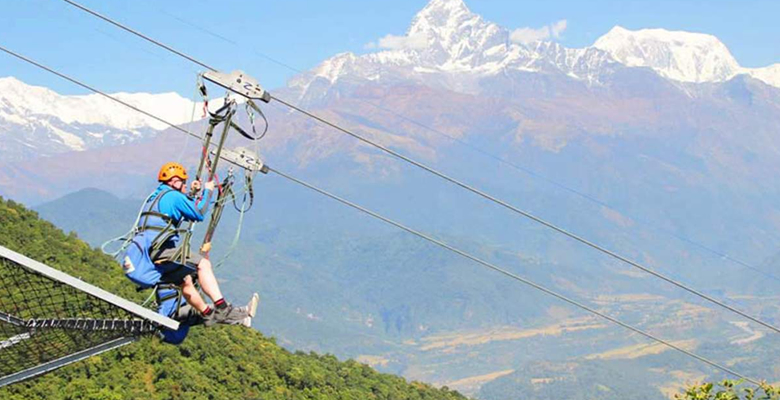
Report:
289,0,780,101
0,77,196,161
289,0,616,97
4,0,780,164
591,26,780,87
592,26,741,83
747,64,780,88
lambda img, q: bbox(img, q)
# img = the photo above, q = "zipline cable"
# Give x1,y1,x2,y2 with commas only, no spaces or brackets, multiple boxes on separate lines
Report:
267,166,761,385
61,0,217,72
55,0,780,336
0,43,760,383
273,95,780,335
114,3,780,284
0,47,252,173
360,103,780,283
0,49,198,140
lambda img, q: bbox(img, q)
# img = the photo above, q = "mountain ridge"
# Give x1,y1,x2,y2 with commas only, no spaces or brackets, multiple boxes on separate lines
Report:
3,0,780,163
0,76,198,161
289,0,780,102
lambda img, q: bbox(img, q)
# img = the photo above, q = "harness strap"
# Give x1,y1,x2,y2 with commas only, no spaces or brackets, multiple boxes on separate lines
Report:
135,188,196,268
138,189,175,231
154,283,185,318
149,226,188,253
156,290,180,304
139,211,173,224
140,227,168,233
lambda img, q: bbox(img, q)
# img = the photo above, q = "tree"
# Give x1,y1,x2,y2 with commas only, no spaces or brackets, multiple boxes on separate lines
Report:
677,380,779,400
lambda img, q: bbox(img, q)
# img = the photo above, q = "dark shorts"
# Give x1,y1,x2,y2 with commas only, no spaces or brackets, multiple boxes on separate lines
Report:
150,243,201,285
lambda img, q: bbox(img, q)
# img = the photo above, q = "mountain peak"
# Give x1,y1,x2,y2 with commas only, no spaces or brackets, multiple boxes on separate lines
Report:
402,0,506,68
421,0,469,12
593,26,740,83
408,0,482,38
408,0,481,37
410,0,479,28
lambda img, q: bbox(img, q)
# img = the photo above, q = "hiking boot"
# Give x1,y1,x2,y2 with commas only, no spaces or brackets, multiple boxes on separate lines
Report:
241,293,259,327
202,294,259,327
215,304,249,325
202,303,244,327
202,309,220,327
222,293,259,326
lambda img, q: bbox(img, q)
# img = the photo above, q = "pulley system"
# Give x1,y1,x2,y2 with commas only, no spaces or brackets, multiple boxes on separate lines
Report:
202,70,272,103
102,69,275,325
183,70,272,260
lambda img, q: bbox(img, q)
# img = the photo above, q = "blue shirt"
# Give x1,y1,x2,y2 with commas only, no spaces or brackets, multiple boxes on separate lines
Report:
148,183,211,224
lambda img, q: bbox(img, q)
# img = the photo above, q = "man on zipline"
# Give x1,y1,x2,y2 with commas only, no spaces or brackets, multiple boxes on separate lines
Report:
122,161,257,333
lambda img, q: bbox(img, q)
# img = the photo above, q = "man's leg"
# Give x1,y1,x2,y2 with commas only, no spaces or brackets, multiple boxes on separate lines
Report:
195,258,224,303
194,259,258,326
155,245,224,304
157,247,252,325
181,275,209,314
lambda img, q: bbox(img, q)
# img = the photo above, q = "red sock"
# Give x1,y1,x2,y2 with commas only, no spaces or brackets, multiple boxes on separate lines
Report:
214,298,227,309
203,306,214,316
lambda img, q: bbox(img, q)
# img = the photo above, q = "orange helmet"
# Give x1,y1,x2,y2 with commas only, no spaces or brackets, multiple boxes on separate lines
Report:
158,162,188,182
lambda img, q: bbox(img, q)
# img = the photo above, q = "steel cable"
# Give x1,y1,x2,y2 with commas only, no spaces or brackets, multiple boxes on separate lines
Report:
0,43,761,383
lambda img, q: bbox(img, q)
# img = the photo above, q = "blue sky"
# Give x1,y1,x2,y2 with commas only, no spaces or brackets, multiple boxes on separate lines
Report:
1,0,778,96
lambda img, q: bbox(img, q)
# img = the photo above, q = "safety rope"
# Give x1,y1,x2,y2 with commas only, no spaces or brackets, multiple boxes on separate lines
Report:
100,192,155,258
215,173,256,270
175,74,204,163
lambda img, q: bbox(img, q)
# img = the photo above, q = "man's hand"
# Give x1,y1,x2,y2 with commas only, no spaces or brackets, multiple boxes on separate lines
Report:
190,180,202,192
204,180,216,191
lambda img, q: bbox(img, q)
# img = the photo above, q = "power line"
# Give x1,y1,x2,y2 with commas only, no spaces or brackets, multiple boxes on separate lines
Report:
0,43,761,384
56,0,780,335
139,2,780,285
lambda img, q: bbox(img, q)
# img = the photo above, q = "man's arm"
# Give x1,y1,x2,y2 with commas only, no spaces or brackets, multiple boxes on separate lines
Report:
193,191,211,218
193,180,216,217
161,190,211,222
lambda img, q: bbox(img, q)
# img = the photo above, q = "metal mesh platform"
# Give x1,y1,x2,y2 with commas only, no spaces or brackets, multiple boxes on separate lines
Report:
0,246,178,386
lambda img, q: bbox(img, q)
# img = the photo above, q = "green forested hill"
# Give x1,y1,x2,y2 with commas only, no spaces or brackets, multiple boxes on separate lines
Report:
0,197,466,400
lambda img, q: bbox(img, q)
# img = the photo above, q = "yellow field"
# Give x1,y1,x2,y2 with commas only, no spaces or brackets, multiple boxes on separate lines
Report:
445,369,516,393
585,339,697,361
419,317,607,352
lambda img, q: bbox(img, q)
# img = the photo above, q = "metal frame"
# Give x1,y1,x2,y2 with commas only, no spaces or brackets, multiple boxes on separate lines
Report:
0,333,32,350
202,70,271,102
0,311,26,327
210,146,267,173
0,245,178,330
0,336,136,387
